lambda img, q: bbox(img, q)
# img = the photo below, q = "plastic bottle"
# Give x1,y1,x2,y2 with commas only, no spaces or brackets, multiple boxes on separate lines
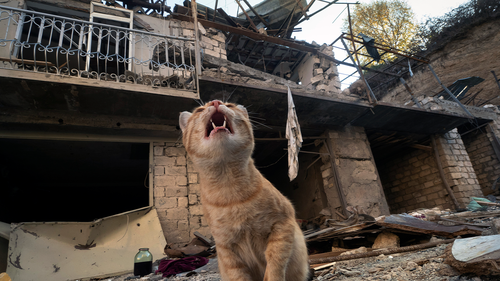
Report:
134,248,152,276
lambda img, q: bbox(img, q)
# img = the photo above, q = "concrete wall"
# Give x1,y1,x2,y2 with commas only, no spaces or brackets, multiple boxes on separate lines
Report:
320,126,390,218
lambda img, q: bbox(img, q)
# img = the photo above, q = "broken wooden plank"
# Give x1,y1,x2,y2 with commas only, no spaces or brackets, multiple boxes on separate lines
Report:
441,210,500,219
452,235,500,263
377,214,484,238
308,239,455,265
445,235,500,276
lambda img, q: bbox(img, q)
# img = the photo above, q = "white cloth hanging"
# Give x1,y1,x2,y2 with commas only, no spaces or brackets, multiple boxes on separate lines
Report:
286,86,303,181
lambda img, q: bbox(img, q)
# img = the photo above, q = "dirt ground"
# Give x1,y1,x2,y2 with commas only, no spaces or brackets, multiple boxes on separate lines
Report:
96,243,497,281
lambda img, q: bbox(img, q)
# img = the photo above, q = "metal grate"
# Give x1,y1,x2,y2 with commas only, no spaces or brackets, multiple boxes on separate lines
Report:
0,4,197,91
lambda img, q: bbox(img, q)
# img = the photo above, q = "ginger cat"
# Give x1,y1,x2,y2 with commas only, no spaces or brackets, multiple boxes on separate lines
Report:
179,100,309,281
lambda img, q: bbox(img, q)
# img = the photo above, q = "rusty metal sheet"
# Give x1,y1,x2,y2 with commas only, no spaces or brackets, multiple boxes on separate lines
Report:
6,207,166,281
377,214,483,238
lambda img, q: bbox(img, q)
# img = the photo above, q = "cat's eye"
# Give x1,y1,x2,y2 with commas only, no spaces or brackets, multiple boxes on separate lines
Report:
226,104,235,108
194,108,205,113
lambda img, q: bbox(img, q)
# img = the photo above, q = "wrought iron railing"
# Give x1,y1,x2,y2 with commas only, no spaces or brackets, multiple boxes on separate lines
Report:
0,4,197,91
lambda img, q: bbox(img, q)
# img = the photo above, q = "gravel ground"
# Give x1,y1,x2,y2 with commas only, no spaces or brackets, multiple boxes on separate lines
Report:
95,244,497,281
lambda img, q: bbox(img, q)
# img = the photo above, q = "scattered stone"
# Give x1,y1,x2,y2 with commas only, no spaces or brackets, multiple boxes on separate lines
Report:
340,246,368,256
372,231,400,249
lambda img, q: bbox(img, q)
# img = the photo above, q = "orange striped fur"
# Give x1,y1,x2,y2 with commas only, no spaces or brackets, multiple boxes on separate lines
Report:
179,100,309,281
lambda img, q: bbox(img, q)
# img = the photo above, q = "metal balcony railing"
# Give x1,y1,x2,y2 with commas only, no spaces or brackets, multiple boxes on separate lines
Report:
0,4,197,91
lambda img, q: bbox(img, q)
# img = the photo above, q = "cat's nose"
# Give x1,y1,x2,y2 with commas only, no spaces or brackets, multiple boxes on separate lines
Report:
211,100,222,111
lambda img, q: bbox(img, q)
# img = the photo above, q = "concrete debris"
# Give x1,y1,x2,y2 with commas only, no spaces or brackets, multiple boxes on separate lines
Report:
372,231,400,249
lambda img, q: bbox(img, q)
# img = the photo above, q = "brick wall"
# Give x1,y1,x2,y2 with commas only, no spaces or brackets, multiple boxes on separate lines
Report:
462,128,500,196
378,148,452,214
378,130,483,213
435,130,483,206
153,142,210,246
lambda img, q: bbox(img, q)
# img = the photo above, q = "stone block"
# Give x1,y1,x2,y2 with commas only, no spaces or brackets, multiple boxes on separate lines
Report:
176,156,187,166
153,186,165,197
310,74,324,85
156,197,177,209
166,208,189,220
155,156,176,166
166,186,188,197
372,231,400,249
190,204,204,216
189,194,198,205
188,172,199,184
155,175,176,187
313,68,323,76
189,183,200,194
178,196,188,208
321,168,332,179
154,166,165,176
165,166,187,176
178,220,189,231
159,219,178,230
165,147,185,157
198,22,207,35
189,216,201,229
166,229,190,244
154,146,164,156
176,175,188,186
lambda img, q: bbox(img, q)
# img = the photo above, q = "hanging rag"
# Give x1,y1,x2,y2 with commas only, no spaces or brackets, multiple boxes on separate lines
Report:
156,256,209,277
358,33,381,62
286,86,303,181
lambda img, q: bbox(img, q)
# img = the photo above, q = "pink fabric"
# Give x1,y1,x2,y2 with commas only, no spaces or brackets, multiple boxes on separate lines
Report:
156,256,209,277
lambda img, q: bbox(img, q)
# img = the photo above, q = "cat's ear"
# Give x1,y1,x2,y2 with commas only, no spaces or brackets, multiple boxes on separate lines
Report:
237,105,249,119
179,111,192,132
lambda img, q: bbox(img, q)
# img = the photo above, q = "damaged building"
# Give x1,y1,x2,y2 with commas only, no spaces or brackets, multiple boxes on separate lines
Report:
0,0,499,279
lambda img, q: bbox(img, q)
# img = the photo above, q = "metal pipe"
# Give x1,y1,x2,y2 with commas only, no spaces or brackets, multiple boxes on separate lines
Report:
346,4,376,104
428,64,474,119
340,37,377,103
431,135,461,210
400,77,422,108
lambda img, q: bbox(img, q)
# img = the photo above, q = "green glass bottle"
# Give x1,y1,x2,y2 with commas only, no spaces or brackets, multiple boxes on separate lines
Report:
134,248,152,276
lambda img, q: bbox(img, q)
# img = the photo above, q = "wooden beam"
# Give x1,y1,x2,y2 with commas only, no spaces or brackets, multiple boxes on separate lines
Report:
172,13,319,54
409,143,432,151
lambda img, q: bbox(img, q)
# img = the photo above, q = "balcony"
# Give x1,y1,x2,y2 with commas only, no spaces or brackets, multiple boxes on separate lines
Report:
0,4,198,98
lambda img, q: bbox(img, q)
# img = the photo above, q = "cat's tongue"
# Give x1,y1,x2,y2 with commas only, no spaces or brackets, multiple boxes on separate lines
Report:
210,126,230,137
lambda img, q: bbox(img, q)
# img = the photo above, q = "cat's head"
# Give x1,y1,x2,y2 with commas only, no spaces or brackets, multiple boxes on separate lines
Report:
179,100,254,163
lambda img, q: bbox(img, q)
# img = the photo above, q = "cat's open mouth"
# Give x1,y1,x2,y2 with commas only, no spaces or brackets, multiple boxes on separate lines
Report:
206,111,233,138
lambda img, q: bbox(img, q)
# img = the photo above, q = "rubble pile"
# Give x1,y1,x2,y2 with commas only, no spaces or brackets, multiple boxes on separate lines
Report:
92,201,500,281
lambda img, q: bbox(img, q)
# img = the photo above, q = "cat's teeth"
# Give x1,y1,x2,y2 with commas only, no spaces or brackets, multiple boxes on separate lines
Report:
211,120,216,129
223,116,227,127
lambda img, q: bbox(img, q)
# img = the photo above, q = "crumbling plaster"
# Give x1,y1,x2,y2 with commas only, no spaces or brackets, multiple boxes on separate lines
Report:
320,125,390,219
